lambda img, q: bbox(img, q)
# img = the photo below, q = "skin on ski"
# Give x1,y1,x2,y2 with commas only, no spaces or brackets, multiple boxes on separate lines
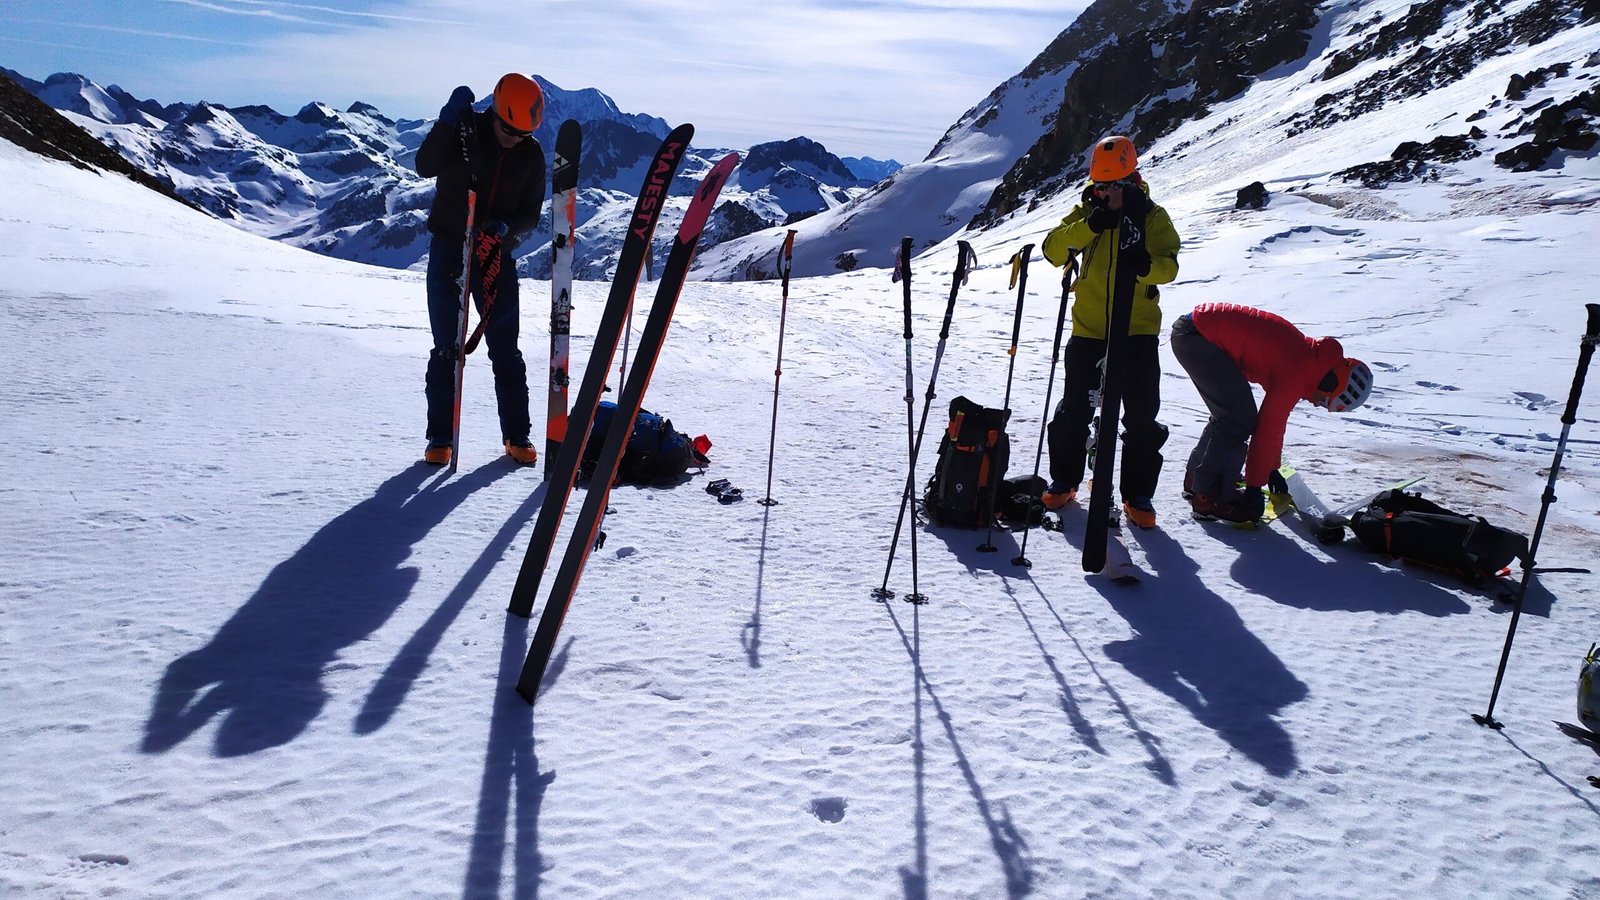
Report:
547,120,581,475
516,151,740,704
447,190,477,474
1083,206,1146,572
506,123,693,618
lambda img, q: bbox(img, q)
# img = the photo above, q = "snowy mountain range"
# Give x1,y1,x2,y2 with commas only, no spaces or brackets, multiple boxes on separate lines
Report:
2,67,899,280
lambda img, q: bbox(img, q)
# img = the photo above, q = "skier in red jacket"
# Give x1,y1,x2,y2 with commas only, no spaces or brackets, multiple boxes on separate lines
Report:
1170,303,1373,523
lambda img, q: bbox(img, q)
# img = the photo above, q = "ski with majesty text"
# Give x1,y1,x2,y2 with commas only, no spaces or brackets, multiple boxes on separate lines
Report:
547,120,581,475
516,151,741,704
1082,203,1147,572
505,123,693,618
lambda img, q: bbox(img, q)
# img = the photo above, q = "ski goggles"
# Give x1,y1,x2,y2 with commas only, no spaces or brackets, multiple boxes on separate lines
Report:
1092,179,1136,195
495,116,533,139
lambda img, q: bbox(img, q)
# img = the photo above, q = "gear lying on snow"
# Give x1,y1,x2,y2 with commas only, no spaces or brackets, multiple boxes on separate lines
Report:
580,401,711,486
1348,489,1529,586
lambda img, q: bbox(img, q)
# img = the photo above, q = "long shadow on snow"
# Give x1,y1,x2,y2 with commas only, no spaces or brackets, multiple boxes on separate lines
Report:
142,461,514,757
882,599,1034,899
460,618,570,899
1004,575,1178,785
996,577,1108,758
1216,517,1469,616
741,501,775,668
356,475,550,733
1058,512,1307,778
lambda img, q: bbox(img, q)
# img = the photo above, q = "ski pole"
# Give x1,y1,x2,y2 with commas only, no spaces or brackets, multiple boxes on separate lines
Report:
979,243,1033,552
873,239,977,600
759,230,799,507
1474,302,1600,729
876,237,929,604
1014,250,1078,567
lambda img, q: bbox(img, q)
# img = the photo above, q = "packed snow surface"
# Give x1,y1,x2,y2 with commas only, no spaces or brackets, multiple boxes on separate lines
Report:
3,95,1600,898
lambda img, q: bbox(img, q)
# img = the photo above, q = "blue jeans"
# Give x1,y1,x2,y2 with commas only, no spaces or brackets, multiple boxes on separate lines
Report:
424,233,530,444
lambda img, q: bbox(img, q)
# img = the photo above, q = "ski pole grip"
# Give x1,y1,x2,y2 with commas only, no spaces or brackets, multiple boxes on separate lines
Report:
899,236,915,339
1564,303,1600,425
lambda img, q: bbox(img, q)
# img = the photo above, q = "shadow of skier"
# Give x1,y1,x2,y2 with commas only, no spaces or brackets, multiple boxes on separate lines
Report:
355,476,549,734
1220,519,1470,616
142,461,513,757
1093,526,1308,778
461,619,566,900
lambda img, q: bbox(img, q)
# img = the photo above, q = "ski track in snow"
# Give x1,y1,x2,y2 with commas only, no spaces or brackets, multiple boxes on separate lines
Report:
5,93,1600,900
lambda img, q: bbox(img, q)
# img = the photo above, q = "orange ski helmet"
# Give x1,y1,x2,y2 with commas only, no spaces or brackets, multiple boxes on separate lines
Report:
1089,135,1138,182
492,73,544,134
1323,358,1374,412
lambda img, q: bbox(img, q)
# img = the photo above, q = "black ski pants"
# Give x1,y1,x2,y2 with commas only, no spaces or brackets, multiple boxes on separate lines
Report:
1046,334,1166,501
1169,314,1255,501
424,233,531,445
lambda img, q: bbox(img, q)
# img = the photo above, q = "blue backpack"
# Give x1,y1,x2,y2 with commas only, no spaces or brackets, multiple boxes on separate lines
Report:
581,402,709,485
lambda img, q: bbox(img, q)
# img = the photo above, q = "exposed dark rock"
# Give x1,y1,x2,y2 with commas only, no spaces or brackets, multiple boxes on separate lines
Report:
973,0,1320,229
1495,86,1600,171
1335,130,1485,188
0,70,195,209
1286,0,1599,137
706,199,772,245
1236,181,1270,209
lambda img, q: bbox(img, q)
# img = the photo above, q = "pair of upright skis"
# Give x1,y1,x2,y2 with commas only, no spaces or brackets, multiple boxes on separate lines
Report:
506,123,739,705
445,117,578,475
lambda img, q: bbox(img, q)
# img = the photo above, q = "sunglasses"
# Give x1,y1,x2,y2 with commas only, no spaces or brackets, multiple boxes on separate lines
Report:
1092,180,1133,195
495,116,532,139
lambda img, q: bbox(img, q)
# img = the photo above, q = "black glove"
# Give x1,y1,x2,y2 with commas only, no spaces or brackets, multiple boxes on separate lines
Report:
1119,239,1152,278
1086,204,1118,234
1231,487,1266,521
438,86,475,127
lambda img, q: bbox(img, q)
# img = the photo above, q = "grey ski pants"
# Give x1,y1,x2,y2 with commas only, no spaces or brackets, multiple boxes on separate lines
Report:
1170,314,1256,500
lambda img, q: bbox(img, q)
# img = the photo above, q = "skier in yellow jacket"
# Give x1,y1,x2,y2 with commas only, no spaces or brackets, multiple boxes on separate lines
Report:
1038,136,1181,528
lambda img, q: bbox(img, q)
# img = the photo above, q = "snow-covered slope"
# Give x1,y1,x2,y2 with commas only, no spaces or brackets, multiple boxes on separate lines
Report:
700,0,1598,282
5,31,1600,889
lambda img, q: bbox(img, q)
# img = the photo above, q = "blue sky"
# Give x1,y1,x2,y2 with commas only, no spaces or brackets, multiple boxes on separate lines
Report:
1,0,1083,162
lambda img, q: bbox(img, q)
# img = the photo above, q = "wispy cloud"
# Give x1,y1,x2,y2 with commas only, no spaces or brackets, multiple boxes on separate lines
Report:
160,0,469,27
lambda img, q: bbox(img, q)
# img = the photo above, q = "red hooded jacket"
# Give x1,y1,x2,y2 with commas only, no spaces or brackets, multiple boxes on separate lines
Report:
1189,303,1346,487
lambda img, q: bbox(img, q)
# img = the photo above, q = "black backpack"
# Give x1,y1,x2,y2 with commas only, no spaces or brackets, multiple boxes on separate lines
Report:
581,402,709,486
1349,490,1529,585
923,396,1010,528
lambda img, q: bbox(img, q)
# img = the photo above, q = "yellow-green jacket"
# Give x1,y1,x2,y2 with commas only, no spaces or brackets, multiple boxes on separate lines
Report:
1040,184,1180,338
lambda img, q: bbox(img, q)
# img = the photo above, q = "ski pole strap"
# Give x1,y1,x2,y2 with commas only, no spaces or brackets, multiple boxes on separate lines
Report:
779,230,796,283
1561,303,1600,425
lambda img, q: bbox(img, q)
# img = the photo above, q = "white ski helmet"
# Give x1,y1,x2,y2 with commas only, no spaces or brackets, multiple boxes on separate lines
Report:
1581,644,1600,732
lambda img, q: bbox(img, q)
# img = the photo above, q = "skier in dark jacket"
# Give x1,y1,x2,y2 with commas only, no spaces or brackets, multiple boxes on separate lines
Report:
1171,302,1374,523
415,73,546,466
1038,135,1181,529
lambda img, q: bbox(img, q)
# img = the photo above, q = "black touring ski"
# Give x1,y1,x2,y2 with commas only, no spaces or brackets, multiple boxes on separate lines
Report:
516,151,741,704
547,119,581,475
505,123,693,618
1082,206,1147,573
